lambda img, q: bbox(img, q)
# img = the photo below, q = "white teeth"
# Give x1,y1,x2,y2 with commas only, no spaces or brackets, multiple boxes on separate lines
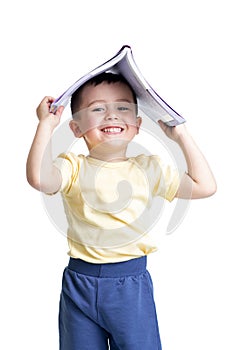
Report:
102,127,122,133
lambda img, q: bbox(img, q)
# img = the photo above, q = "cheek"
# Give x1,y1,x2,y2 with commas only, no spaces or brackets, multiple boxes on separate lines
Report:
84,127,103,144
80,119,100,134
124,114,138,126
129,125,139,138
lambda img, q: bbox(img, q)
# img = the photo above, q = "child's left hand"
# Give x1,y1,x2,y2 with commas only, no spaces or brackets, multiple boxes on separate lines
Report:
158,120,216,199
158,120,187,143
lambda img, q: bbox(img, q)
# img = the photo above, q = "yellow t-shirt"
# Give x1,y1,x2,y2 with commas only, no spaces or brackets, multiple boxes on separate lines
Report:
53,153,181,263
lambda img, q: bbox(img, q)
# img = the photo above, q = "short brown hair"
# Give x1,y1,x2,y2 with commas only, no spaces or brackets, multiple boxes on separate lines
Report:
70,72,138,116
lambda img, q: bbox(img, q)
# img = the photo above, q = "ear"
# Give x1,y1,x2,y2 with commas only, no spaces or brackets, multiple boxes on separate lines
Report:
136,116,142,134
69,120,83,138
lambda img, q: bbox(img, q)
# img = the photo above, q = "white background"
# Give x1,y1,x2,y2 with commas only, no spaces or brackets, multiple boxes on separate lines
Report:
1,0,232,349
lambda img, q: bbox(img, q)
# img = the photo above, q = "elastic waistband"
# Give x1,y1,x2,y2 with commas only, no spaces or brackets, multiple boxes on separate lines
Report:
68,256,147,278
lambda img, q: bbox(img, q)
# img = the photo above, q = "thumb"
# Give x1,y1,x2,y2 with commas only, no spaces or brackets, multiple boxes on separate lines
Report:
55,105,65,117
158,120,167,132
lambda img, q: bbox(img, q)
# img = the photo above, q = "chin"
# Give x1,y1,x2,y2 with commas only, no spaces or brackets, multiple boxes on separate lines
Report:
105,138,130,148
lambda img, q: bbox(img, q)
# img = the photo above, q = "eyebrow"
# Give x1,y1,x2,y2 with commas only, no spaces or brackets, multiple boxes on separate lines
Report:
87,99,133,108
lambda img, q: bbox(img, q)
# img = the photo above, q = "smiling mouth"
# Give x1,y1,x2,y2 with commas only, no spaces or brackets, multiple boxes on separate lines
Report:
101,127,124,134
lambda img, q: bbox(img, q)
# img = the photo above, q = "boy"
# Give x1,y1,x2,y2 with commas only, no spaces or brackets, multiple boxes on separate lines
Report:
26,73,216,349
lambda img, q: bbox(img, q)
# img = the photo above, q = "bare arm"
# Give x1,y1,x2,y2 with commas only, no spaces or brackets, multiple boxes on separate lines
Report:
26,97,64,193
158,121,217,199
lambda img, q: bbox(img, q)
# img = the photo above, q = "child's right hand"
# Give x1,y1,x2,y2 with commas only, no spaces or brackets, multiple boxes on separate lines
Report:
36,96,64,129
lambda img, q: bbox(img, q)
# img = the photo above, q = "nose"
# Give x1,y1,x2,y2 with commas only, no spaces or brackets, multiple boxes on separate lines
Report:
104,106,119,120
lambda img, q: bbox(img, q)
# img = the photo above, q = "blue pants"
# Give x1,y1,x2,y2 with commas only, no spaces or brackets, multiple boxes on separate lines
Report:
59,256,162,350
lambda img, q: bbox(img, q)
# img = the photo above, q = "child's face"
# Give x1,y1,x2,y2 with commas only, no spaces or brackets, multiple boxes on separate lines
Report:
70,82,142,153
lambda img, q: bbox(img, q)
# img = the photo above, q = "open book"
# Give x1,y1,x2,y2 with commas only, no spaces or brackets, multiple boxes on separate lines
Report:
50,45,186,126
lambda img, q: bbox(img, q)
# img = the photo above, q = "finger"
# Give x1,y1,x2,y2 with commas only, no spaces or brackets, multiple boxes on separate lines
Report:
39,96,55,105
158,120,166,131
55,105,65,117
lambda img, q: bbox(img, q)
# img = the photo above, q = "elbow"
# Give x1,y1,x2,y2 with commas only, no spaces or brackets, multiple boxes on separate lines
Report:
26,166,42,191
26,161,41,191
190,179,217,199
26,167,61,194
26,172,41,191
206,176,217,197
207,182,217,197
200,181,217,198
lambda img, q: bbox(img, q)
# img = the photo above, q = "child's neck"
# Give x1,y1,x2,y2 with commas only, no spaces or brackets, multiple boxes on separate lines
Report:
88,148,128,163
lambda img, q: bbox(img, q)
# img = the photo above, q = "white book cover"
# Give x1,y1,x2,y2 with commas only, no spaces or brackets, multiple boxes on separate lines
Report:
51,45,186,126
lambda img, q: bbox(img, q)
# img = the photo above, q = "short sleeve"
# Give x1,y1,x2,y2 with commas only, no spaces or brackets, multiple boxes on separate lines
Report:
150,156,181,202
159,163,181,201
53,153,80,194
134,155,181,202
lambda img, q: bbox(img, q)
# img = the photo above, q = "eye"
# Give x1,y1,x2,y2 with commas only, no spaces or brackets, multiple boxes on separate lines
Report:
91,106,106,112
92,107,103,112
117,106,129,111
